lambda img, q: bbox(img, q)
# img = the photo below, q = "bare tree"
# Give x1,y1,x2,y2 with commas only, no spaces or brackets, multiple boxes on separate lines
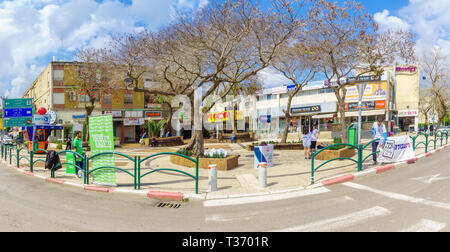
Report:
420,46,450,129
310,0,415,141
73,48,115,140
418,87,433,128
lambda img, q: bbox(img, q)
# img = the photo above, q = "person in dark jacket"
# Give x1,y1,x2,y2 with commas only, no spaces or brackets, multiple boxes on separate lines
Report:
45,150,61,171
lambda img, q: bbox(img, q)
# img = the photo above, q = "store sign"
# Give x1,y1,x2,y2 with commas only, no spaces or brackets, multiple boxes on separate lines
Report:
145,111,162,118
259,115,272,124
125,111,143,118
398,110,418,117
291,105,321,115
104,111,123,118
207,111,243,123
396,65,417,73
124,118,145,126
343,100,386,111
72,114,86,119
33,115,50,125
287,85,297,92
347,75,382,83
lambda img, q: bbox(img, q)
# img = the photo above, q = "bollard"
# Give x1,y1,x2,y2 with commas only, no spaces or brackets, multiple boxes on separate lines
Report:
208,164,218,192
258,162,267,188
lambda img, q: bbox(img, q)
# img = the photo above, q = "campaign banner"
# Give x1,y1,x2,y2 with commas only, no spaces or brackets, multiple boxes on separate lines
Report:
378,135,415,163
66,153,76,174
254,145,274,169
89,115,116,186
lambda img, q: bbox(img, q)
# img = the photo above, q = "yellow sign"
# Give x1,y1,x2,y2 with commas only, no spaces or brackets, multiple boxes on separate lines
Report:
207,111,243,123
0,118,3,130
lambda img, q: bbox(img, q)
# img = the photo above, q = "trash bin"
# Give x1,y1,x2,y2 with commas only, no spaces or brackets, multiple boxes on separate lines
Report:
347,123,358,146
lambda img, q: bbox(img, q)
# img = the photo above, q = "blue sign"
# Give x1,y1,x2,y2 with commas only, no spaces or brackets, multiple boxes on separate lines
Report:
3,108,33,118
259,115,271,123
287,85,297,92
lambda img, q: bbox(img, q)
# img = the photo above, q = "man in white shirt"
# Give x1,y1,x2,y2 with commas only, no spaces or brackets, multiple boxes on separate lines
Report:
372,118,387,165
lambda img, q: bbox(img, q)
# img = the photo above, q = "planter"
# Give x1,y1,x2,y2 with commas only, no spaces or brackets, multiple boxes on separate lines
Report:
170,155,239,171
315,147,356,161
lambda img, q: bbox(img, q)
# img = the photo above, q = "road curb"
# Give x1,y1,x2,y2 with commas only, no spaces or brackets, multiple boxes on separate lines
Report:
1,143,448,201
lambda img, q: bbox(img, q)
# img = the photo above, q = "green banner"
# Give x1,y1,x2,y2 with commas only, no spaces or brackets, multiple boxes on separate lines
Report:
89,115,116,186
66,153,76,174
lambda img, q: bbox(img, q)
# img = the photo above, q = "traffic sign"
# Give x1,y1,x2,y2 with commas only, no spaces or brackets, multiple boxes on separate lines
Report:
4,117,33,127
3,108,33,118
3,98,33,109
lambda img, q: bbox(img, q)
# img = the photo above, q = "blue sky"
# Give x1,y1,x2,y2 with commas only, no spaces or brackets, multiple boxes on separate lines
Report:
0,0,448,98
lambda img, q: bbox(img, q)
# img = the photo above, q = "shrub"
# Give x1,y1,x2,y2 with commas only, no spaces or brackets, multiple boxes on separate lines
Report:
177,149,193,157
56,143,63,150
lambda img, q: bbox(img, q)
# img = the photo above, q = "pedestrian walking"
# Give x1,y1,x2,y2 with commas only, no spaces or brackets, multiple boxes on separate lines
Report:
73,132,84,178
302,126,311,159
66,136,72,150
310,125,320,153
371,118,387,165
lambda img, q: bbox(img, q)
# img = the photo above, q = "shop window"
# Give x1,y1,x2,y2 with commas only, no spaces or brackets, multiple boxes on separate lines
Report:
68,91,77,102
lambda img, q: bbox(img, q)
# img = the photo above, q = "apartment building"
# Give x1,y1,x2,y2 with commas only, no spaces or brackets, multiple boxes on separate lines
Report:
22,61,168,142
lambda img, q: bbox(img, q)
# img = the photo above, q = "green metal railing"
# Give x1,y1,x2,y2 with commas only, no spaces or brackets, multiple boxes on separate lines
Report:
311,129,449,184
0,144,199,193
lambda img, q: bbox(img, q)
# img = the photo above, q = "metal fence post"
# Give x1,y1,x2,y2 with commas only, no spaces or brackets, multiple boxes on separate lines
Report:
133,156,137,190
16,148,19,168
30,151,34,173
137,156,141,190
195,156,199,194
357,144,363,172
311,154,315,185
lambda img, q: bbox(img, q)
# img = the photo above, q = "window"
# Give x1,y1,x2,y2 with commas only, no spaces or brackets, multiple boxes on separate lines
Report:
124,94,133,105
68,91,77,102
53,93,65,105
53,70,64,81
102,95,112,105
80,95,90,103
319,88,334,94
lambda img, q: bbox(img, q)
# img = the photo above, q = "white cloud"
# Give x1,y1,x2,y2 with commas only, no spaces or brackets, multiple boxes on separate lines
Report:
374,9,410,32
373,0,450,59
257,67,291,89
0,0,207,98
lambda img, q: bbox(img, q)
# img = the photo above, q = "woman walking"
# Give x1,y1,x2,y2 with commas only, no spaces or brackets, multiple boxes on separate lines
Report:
310,125,320,154
302,126,311,159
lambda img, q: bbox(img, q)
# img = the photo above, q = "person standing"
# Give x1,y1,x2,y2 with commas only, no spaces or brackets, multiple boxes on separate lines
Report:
73,132,84,178
302,126,311,159
310,125,320,153
371,118,387,165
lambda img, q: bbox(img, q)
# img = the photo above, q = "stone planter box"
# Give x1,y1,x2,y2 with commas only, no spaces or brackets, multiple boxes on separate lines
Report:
169,155,239,171
315,147,356,161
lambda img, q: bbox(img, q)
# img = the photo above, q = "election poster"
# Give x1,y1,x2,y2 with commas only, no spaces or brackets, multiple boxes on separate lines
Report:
89,115,116,186
378,135,415,163
254,145,274,169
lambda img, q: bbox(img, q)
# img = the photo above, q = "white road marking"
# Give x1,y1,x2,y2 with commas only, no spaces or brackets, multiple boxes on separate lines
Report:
400,219,447,232
411,174,449,184
272,206,391,232
343,182,450,210
205,214,253,223
203,187,330,207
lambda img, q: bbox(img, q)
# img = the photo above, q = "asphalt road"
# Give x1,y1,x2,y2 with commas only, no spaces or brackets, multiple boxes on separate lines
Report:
0,148,449,232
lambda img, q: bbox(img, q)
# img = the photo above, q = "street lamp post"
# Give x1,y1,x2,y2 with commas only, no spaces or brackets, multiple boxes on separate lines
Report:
357,83,367,145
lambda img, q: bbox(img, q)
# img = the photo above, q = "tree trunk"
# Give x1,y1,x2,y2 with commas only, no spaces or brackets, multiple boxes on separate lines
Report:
84,103,95,142
334,89,347,142
184,96,204,157
281,93,294,143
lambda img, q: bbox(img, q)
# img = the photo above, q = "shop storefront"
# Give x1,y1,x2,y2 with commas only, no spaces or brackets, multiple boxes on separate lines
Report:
398,109,418,132
123,110,145,143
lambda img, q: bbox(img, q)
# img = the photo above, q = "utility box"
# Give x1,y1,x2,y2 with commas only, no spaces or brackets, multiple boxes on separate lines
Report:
347,123,358,146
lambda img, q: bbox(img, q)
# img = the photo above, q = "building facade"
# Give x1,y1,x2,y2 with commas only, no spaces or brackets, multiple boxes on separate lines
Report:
22,61,169,142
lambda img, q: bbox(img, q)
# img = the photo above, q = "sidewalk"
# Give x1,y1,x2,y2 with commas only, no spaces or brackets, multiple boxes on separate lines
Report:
8,134,444,200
